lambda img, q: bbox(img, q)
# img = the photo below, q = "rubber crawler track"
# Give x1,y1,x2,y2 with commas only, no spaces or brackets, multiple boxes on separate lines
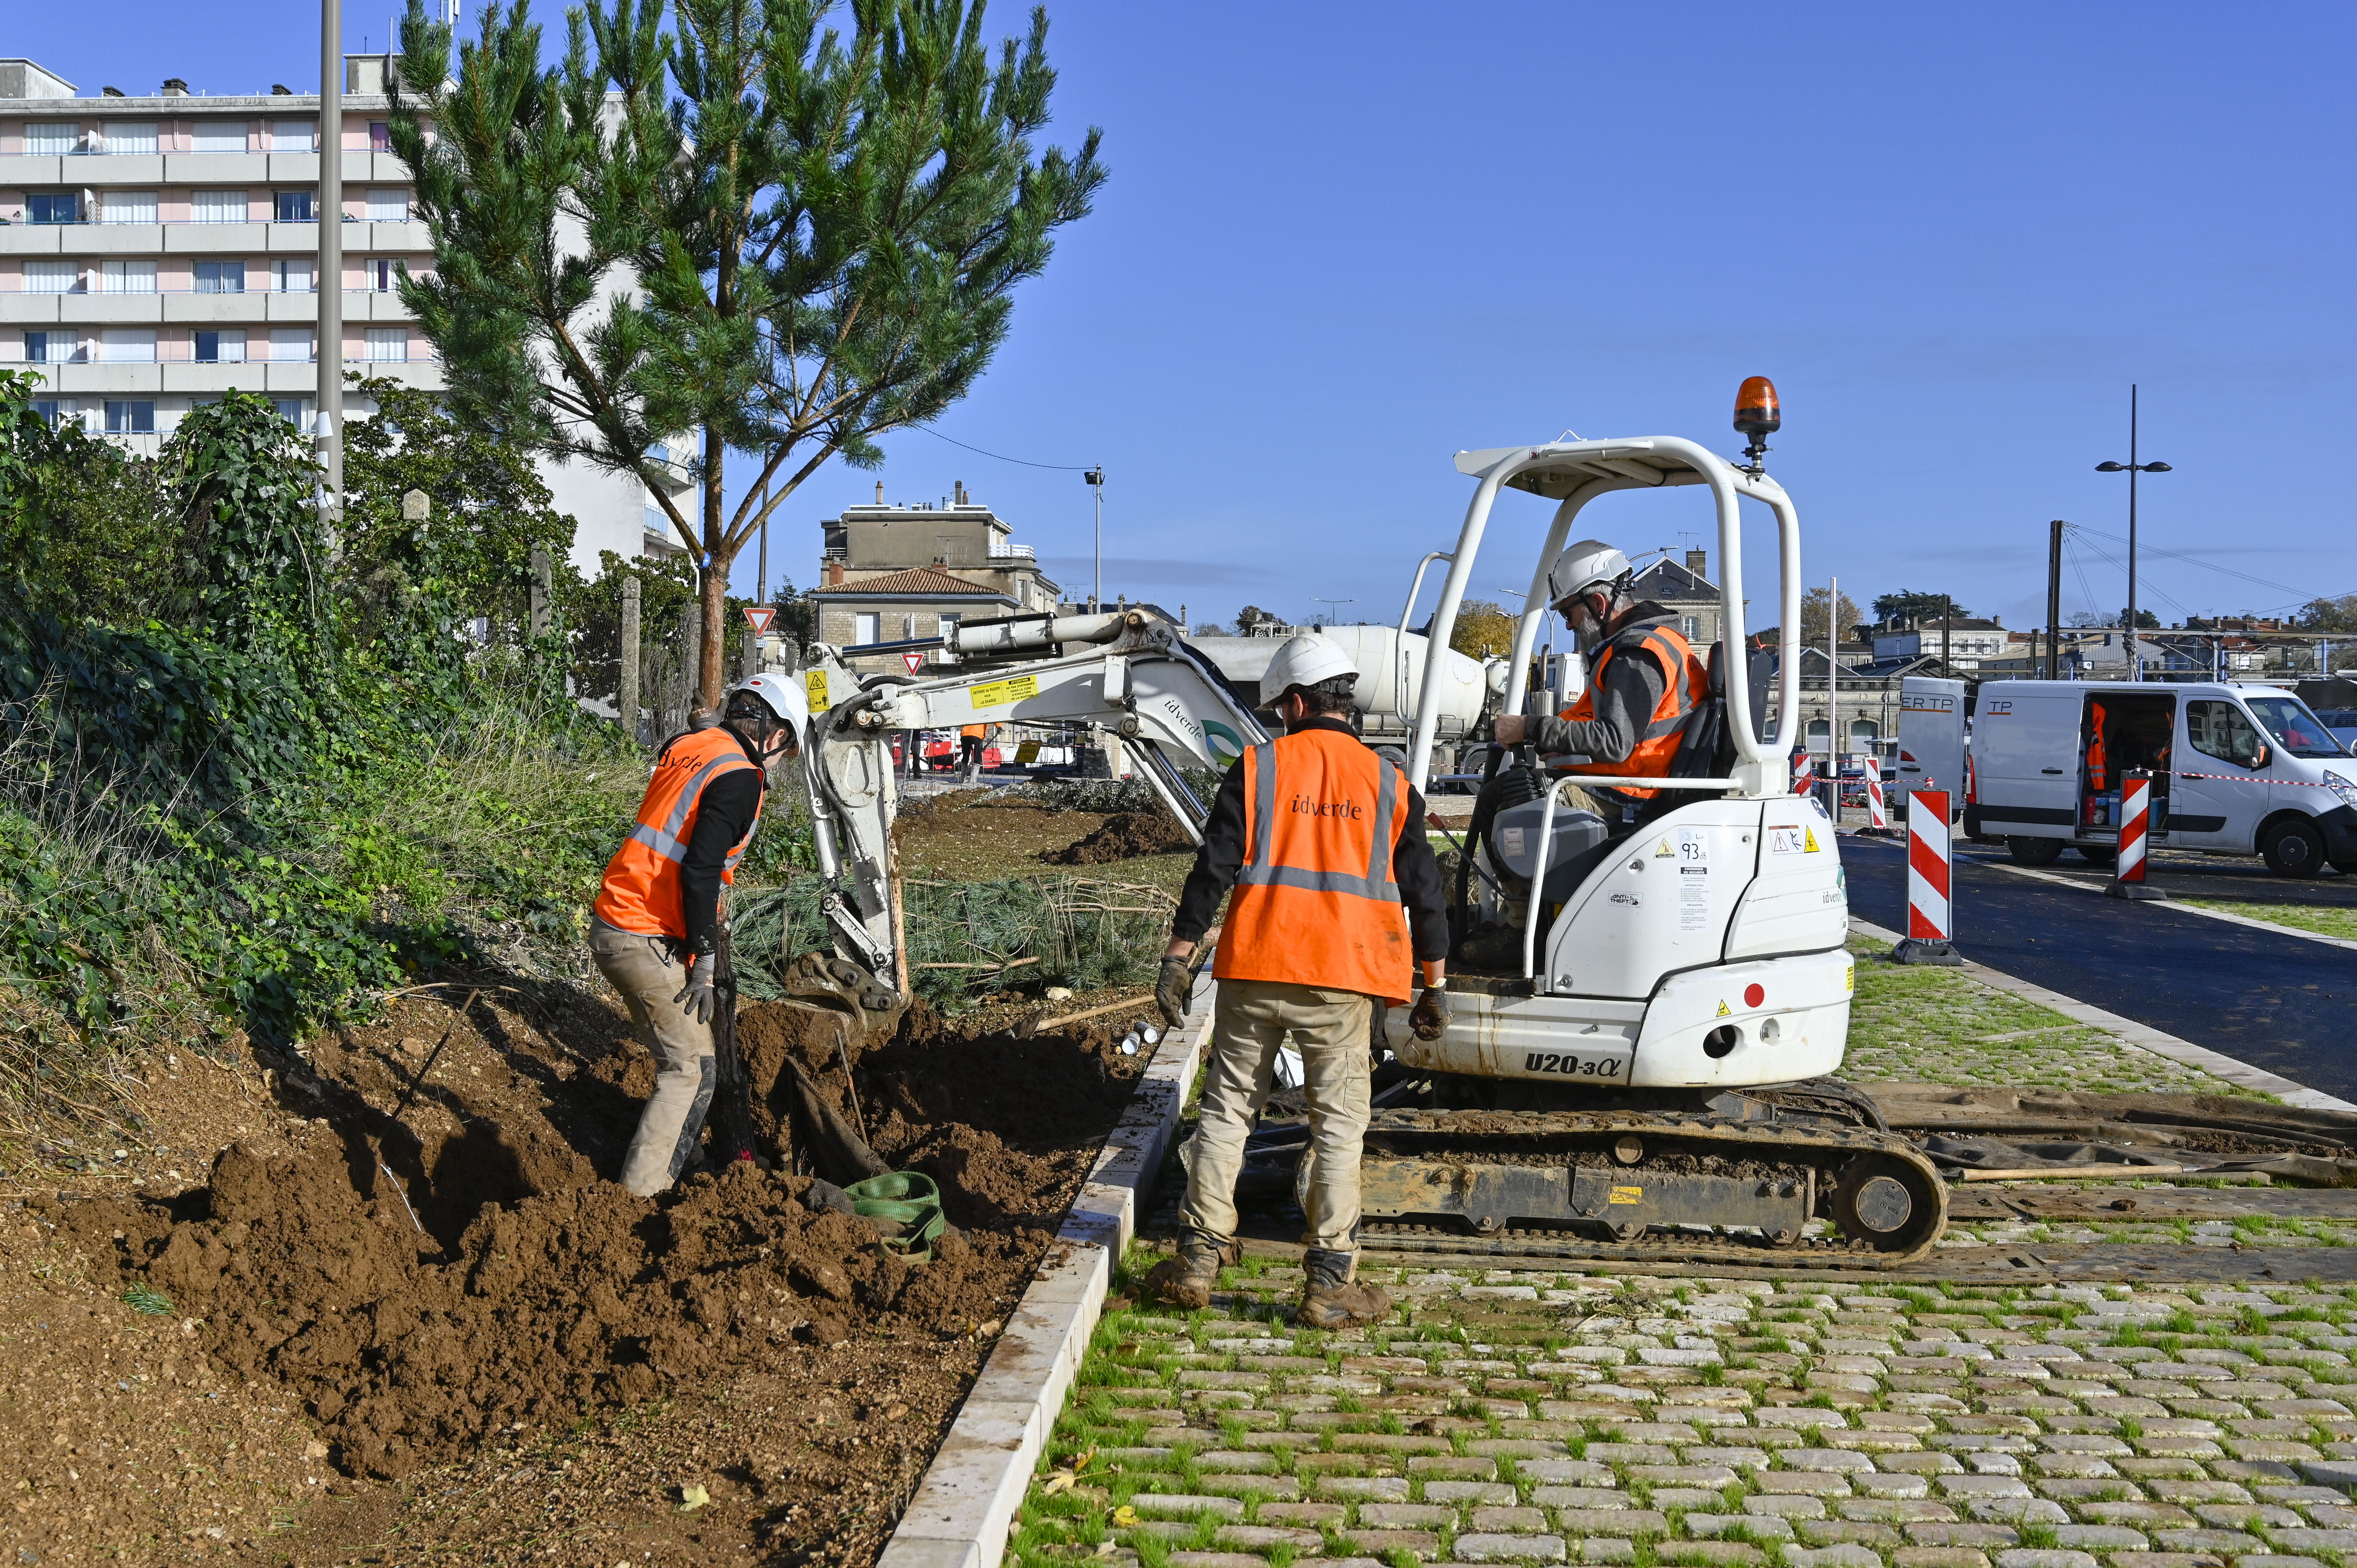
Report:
1359,1108,1949,1270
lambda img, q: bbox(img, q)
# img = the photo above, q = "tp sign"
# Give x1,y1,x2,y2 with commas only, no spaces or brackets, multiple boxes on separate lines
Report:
742,605,776,636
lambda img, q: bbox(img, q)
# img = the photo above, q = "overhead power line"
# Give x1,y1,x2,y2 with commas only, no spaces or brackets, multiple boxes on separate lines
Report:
906,424,1094,471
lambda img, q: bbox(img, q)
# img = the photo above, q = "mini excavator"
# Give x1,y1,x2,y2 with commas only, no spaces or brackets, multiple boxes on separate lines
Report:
790,381,1947,1268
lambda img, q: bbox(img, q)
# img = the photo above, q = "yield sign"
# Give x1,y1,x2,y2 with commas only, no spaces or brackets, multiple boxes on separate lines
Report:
742,604,776,636
903,650,926,673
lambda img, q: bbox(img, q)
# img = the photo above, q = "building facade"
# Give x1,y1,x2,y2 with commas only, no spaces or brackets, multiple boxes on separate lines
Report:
0,55,678,573
1631,549,1723,647
811,486,1062,672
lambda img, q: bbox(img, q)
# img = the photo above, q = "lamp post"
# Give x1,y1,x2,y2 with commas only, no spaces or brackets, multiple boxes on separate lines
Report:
1083,466,1104,613
2095,385,2172,681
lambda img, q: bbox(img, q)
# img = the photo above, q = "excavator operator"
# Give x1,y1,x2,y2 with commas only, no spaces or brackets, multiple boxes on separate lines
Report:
589,675,807,1197
1147,634,1451,1328
1491,539,1709,818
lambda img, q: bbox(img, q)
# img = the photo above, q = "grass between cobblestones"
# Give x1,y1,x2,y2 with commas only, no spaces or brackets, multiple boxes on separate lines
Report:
1013,1265,2357,1568
1840,937,2251,1099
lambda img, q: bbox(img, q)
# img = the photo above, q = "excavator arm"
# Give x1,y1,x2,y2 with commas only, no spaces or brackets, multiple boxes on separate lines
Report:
793,611,1270,993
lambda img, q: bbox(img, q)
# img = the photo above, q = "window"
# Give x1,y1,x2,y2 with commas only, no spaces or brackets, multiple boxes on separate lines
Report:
194,328,245,363
369,122,391,153
26,122,80,155
270,119,315,152
853,613,881,645
104,191,157,224
2245,695,2346,758
1681,614,1701,639
363,257,396,291
194,260,246,294
28,191,80,224
274,189,315,222
938,611,962,639
194,121,247,154
99,328,156,363
24,260,79,293
104,400,156,434
273,397,307,429
270,327,313,362
2187,701,2267,770
104,122,158,155
192,188,247,223
23,332,72,364
101,260,157,294
32,399,68,428
272,258,314,292
364,326,406,362
366,187,409,222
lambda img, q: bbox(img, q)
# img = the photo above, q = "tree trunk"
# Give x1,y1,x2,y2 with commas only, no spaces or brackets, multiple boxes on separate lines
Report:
698,424,729,708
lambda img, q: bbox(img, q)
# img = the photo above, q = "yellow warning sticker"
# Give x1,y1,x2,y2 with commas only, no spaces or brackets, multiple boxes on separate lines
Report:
1805,828,1822,852
969,673,1041,710
1655,838,1675,857
1845,962,1855,994
1716,1000,1732,1017
803,668,830,712
1608,1186,1643,1205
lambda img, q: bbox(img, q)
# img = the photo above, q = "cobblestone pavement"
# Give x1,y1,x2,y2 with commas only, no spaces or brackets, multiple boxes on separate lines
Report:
1016,1271,2357,1568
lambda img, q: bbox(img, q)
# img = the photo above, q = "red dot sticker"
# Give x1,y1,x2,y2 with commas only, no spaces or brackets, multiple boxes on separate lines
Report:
1743,984,1765,1008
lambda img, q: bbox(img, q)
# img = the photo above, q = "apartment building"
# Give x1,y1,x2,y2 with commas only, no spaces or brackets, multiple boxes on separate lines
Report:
0,54,682,572
811,484,1062,671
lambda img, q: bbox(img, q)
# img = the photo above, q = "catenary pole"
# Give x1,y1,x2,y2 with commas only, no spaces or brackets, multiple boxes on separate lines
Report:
1827,574,1838,813
2046,520,2064,680
316,0,343,528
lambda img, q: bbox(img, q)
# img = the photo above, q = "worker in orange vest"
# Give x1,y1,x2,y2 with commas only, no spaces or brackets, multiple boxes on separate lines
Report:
589,674,807,1196
1149,634,1450,1327
958,722,989,781
1492,539,1708,818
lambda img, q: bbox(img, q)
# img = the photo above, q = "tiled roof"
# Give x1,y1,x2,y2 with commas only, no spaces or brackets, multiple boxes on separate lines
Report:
813,565,1007,598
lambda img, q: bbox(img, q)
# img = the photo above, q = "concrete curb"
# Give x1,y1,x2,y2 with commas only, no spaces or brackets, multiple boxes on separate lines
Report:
876,980,1214,1568
1848,914,2357,1112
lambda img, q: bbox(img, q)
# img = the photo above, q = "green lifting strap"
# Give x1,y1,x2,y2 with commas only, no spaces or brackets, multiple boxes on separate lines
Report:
843,1171,949,1263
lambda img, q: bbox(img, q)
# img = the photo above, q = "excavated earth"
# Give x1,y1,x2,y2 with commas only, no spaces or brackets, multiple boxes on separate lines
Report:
1041,808,1193,865
23,980,1142,1565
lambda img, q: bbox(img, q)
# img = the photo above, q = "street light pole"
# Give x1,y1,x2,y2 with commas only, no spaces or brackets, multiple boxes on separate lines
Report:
1083,466,1104,614
316,0,343,532
2096,385,2171,682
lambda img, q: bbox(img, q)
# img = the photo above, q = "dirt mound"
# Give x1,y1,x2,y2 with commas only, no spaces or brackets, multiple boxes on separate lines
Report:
64,998,1140,1482
1042,808,1192,865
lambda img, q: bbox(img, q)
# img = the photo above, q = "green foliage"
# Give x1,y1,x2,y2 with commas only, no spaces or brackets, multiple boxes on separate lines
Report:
1871,590,1966,628
0,371,649,1154
389,0,1106,703
121,1284,176,1315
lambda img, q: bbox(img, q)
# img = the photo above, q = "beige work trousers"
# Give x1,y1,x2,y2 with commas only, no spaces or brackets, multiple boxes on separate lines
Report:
588,915,716,1197
1180,976,1374,1254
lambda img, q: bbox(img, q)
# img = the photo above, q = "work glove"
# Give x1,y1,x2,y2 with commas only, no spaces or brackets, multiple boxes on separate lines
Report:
1410,985,1449,1041
673,959,719,1026
1156,955,1195,1030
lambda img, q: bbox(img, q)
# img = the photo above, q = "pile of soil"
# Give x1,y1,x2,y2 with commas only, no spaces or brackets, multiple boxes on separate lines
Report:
57,993,1142,1490
1043,809,1192,865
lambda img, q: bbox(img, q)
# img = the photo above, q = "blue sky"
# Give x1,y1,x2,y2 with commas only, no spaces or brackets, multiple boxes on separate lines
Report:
21,1,2355,633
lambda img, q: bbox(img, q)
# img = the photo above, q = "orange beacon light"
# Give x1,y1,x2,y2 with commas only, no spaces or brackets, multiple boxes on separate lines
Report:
1734,376,1780,469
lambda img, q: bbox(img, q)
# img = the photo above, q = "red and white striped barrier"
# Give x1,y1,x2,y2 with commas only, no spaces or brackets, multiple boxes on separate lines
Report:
1791,749,1817,799
1894,788,1962,964
2107,768,2166,900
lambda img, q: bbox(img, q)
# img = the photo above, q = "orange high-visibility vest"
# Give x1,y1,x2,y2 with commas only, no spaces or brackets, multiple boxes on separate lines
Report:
1557,622,1707,800
593,727,764,938
1214,728,1414,1006
2087,703,2109,794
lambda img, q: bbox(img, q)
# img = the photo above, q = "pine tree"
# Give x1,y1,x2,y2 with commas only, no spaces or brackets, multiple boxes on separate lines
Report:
390,0,1106,705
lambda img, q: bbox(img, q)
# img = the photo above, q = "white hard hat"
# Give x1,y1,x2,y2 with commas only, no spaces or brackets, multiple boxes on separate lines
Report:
1260,633,1359,703
728,671,810,738
1545,539,1633,605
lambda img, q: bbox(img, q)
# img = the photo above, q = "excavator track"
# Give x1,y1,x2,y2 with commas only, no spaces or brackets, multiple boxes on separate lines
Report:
1357,1107,1947,1270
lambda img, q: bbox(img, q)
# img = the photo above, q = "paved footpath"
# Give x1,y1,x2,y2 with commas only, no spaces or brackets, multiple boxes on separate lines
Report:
1840,836,2357,1104
1019,1269,2357,1568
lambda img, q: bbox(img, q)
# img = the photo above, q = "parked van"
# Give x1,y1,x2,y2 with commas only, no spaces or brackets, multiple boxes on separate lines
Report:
1960,680,2357,877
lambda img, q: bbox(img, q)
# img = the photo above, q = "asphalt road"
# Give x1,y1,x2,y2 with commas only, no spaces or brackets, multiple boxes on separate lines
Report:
1839,835,2357,1102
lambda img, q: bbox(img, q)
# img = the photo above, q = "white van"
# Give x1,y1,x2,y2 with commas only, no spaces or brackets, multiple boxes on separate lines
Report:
1961,680,2357,877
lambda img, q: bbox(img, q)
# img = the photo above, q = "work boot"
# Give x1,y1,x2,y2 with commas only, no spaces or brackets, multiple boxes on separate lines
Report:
1142,1227,1233,1310
1298,1247,1391,1329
